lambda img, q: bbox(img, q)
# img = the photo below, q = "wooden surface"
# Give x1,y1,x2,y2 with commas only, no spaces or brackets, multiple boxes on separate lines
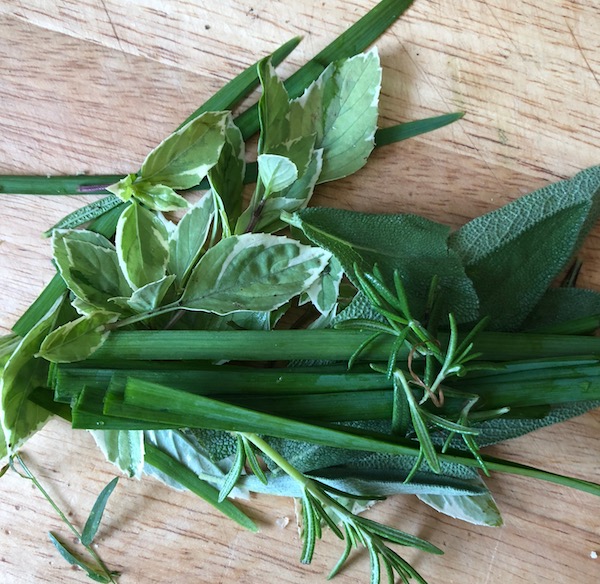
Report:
1,1,599,582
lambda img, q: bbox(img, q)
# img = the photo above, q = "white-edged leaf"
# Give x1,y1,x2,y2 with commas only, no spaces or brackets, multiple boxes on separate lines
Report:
0,297,62,454
90,429,144,478
53,230,131,310
140,111,229,189
168,192,216,284
115,201,169,290
37,312,118,363
418,489,503,527
305,255,343,315
125,275,176,313
132,182,189,212
106,173,136,202
257,58,291,154
180,233,331,314
257,154,298,193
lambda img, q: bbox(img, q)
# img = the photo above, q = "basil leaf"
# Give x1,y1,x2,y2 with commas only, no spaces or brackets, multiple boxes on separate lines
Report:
1,297,62,454
124,275,177,313
180,233,331,314
37,312,118,363
115,201,169,290
287,208,479,322
131,182,189,212
53,230,131,310
449,166,600,330
208,117,246,222
257,154,298,193
90,429,144,478
106,173,136,202
305,255,344,315
139,110,229,189
257,58,291,154
168,192,217,285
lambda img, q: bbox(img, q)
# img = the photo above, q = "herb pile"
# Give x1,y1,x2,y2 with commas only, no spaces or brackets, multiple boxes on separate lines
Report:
2,1,600,582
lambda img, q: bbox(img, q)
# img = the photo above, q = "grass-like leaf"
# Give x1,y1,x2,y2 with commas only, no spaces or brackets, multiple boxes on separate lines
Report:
48,533,111,583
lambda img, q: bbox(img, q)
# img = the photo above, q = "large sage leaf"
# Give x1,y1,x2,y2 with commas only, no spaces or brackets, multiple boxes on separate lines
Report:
449,166,600,330
115,201,169,290
53,230,131,310
90,429,144,478
37,311,118,363
287,208,479,322
139,111,229,189
180,233,331,314
1,298,62,454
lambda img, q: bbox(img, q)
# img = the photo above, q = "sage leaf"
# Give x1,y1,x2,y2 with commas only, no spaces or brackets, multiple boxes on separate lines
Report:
180,233,331,314
257,154,298,193
90,429,144,478
115,201,169,290
418,488,503,527
139,110,229,189
208,117,246,222
37,312,118,363
53,230,131,311
168,192,216,284
1,297,62,454
131,182,189,212
81,477,119,546
124,275,177,313
449,166,600,330
287,208,479,322
48,533,111,583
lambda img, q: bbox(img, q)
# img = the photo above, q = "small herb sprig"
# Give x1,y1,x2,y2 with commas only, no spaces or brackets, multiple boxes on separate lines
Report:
6,455,119,583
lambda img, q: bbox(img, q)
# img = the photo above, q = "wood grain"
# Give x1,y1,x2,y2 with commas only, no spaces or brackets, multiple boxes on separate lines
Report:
0,1,599,582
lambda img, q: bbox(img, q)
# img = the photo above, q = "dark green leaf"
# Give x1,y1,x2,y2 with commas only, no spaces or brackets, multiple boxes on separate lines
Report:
48,533,110,582
81,477,119,546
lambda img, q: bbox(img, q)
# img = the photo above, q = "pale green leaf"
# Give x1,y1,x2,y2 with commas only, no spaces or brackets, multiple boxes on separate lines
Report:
125,275,176,313
257,154,298,193
208,117,246,222
449,166,600,330
90,429,144,478
418,489,503,527
1,298,62,454
168,192,216,285
132,182,189,212
140,111,229,189
305,255,344,315
257,58,291,154
37,312,118,363
115,201,169,290
105,173,136,202
53,230,131,310
180,233,331,314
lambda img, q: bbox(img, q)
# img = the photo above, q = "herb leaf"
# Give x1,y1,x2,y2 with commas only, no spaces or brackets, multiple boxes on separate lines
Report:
418,488,503,527
257,154,298,193
115,201,169,290
139,111,229,189
48,533,111,583
180,233,331,314
90,429,144,478
81,477,119,546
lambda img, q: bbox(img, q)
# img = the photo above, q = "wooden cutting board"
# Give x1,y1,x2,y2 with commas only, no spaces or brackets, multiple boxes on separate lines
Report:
1,1,599,582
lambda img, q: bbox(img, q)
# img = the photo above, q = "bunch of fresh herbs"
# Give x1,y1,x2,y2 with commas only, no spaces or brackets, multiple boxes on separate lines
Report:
2,1,600,582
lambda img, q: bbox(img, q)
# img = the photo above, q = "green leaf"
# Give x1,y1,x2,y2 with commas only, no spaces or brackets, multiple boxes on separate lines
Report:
180,233,331,314
131,182,189,212
304,255,344,315
318,49,381,182
106,173,136,202
139,111,229,189
37,312,118,363
375,112,464,147
1,298,62,454
48,533,111,583
90,429,144,478
449,166,600,330
257,154,298,193
53,230,132,311
81,477,119,546
418,488,503,527
122,275,176,313
286,208,479,322
208,117,246,222
168,192,217,285
115,201,169,290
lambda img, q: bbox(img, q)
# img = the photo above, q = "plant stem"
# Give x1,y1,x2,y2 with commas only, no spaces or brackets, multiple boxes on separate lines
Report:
11,454,116,583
